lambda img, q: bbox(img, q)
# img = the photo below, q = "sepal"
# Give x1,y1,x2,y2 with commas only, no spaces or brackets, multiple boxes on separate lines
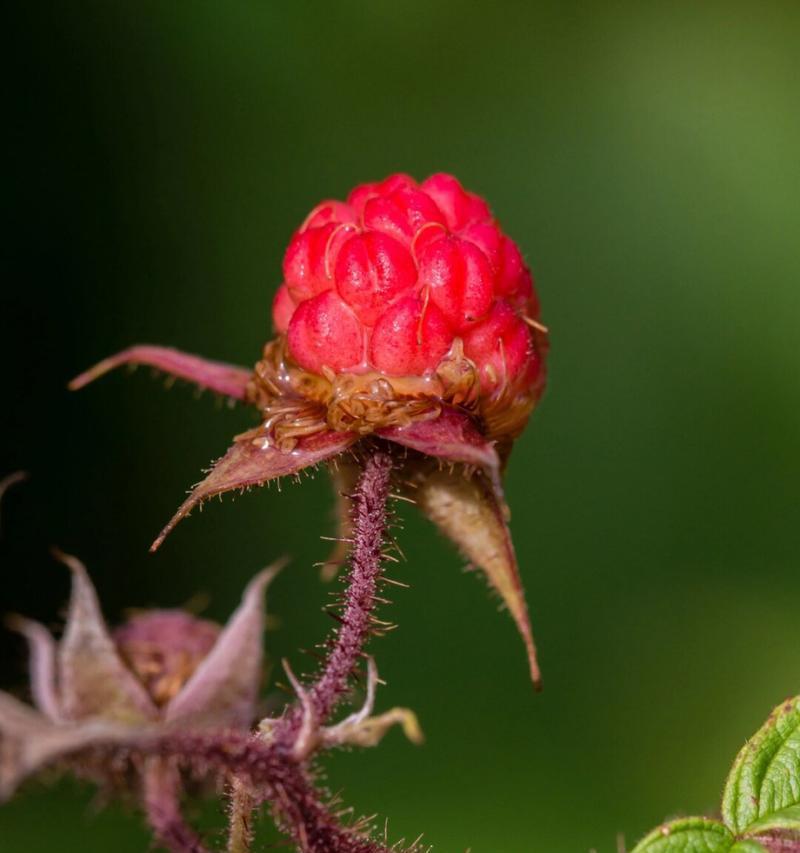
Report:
413,466,540,687
165,563,283,727
152,429,357,551
69,345,252,402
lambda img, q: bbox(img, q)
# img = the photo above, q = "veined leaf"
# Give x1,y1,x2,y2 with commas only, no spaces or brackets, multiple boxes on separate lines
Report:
722,696,800,834
630,817,735,852
743,803,800,835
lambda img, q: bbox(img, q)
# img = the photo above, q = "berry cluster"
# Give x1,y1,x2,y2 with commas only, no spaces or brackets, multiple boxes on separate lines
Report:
273,173,544,398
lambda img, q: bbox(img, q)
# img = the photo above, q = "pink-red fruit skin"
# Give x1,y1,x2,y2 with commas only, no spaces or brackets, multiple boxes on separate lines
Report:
334,232,417,326
287,290,364,373
277,172,543,395
369,295,453,376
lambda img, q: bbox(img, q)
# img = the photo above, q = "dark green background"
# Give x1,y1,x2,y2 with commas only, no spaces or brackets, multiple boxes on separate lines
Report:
3,2,800,850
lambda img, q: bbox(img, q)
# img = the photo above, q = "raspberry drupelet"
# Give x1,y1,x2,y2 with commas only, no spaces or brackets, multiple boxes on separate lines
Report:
71,173,549,686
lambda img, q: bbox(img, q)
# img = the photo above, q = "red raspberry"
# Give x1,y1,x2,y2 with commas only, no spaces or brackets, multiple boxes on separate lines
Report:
73,174,550,688
276,172,545,410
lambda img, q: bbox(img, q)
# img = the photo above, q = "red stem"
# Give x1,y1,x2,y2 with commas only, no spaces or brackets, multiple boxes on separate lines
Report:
278,449,394,744
141,757,210,853
136,730,394,853
64,450,401,852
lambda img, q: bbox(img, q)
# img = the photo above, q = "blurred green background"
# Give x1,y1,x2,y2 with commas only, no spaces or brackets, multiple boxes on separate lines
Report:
3,1,800,850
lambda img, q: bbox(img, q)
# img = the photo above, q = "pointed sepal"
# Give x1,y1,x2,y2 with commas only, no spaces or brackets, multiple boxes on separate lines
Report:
165,563,283,727
55,551,158,722
379,407,500,475
152,429,357,551
0,691,128,800
5,616,61,721
414,467,541,687
69,345,252,402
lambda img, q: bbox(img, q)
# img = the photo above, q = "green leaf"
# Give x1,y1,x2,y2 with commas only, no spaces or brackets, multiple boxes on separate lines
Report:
742,802,800,834
722,696,800,834
729,842,767,852
630,818,735,852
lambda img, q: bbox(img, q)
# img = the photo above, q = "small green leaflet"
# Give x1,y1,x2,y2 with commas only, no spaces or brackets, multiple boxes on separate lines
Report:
629,817,768,852
722,695,800,836
631,695,800,851
630,817,734,852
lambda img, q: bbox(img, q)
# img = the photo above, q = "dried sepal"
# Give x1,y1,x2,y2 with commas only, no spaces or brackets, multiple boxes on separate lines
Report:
0,691,129,800
56,550,158,722
152,429,358,551
5,616,61,720
165,563,283,727
69,345,252,402
414,467,541,687
328,706,423,749
321,659,423,750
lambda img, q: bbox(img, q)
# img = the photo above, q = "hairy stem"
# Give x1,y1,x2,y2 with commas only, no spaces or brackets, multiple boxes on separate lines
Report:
136,731,394,853
280,449,394,742
59,450,401,853
227,778,255,853
141,757,210,853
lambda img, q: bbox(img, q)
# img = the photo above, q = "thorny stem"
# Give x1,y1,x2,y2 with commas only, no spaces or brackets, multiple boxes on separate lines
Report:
278,449,395,745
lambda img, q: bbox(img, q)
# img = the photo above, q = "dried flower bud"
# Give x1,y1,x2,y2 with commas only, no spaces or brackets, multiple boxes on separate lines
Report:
0,554,279,800
113,611,220,707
